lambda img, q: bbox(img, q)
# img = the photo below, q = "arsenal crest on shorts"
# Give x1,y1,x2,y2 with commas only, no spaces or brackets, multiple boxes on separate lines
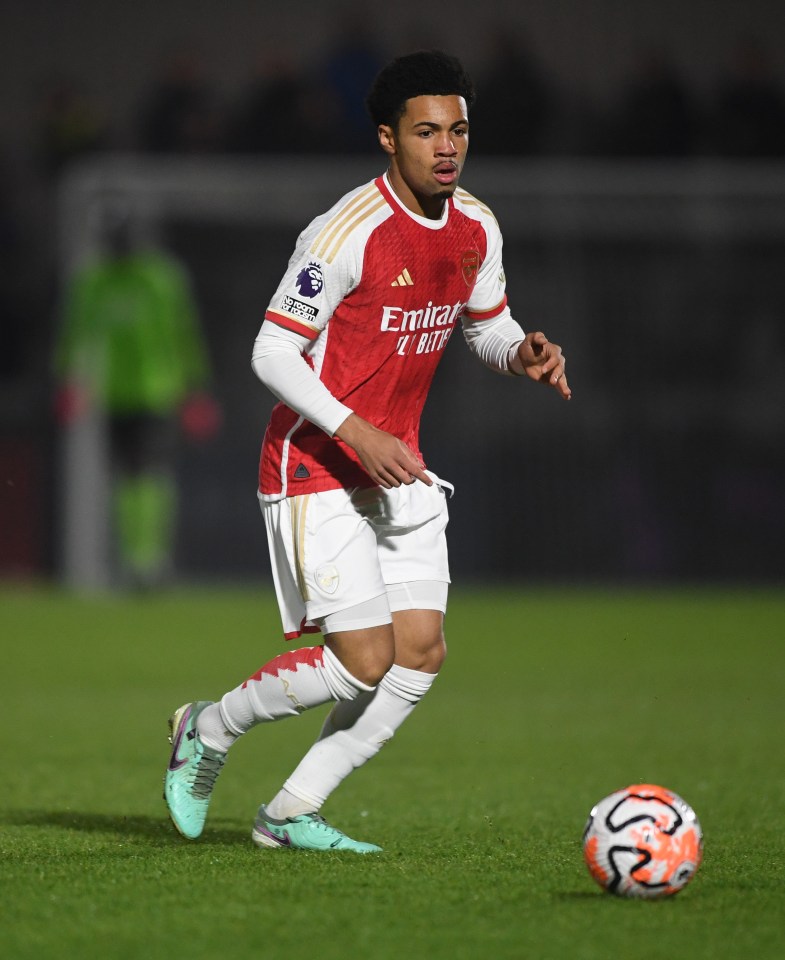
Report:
461,250,480,286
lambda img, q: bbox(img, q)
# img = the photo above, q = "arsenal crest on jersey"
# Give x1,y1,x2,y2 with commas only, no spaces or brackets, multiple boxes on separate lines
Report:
461,250,480,286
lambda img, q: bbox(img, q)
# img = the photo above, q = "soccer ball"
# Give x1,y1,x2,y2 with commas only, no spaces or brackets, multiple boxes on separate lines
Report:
582,784,703,898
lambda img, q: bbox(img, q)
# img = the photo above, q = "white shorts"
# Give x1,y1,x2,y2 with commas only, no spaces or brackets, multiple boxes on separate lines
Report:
260,472,452,639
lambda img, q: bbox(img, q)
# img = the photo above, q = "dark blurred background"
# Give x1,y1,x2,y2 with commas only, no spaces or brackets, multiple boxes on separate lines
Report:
1,0,784,590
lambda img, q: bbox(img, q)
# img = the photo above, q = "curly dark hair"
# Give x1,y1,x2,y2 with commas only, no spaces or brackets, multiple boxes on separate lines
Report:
365,50,476,128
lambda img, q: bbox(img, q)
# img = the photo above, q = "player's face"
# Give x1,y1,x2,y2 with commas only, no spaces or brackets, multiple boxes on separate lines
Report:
379,94,469,220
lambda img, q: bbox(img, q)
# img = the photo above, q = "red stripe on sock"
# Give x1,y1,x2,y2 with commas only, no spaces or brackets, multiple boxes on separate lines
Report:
243,645,325,687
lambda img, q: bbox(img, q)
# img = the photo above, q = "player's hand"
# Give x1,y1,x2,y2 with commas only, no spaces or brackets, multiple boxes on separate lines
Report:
334,414,432,488
516,331,571,399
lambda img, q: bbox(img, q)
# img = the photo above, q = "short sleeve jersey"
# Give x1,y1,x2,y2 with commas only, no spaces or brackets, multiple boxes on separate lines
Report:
259,173,507,498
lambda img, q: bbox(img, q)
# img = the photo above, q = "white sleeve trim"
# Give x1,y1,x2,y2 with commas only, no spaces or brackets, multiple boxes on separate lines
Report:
251,323,353,436
462,309,526,376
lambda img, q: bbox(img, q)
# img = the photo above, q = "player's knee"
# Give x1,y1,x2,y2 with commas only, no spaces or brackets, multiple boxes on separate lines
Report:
356,658,394,688
393,621,447,673
429,636,447,673
325,623,395,689
412,634,446,674
347,643,395,687
390,607,447,673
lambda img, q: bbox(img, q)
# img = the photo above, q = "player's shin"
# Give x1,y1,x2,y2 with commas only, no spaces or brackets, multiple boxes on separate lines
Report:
199,645,374,752
266,664,437,818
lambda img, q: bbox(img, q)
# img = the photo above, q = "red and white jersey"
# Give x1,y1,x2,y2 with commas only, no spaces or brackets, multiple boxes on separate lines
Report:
259,172,508,498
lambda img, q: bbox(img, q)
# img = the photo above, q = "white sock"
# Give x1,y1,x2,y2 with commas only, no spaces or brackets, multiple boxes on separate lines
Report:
264,786,318,821
196,703,237,753
197,644,373,751
222,644,372,731
267,664,437,816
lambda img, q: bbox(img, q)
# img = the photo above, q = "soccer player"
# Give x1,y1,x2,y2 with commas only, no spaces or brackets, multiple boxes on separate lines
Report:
55,208,219,587
164,50,570,852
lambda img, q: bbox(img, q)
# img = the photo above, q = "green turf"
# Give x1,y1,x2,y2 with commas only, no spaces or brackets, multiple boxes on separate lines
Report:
2,585,784,959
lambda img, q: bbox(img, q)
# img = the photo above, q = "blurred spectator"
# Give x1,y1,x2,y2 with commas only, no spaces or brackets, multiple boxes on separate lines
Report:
53,206,220,587
229,53,332,154
35,76,108,176
709,37,785,156
320,10,385,152
471,29,553,154
604,47,697,156
138,50,223,153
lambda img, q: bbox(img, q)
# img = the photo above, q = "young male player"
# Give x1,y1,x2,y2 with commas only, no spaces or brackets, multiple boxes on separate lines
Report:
164,50,571,852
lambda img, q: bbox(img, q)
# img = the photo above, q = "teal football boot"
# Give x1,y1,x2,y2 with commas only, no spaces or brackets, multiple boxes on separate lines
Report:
252,805,382,853
164,701,226,839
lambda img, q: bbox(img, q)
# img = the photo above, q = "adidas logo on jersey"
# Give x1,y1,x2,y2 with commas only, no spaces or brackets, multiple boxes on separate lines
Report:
293,463,310,479
391,268,414,287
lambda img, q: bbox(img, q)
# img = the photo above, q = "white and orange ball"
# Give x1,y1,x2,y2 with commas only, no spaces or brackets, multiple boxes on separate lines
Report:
582,784,703,898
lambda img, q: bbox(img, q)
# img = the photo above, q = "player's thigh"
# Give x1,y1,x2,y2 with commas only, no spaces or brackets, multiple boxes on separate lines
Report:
264,488,389,627
376,481,451,673
376,481,451,588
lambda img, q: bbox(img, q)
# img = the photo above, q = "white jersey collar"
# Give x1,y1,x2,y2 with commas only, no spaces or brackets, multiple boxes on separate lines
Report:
382,171,450,230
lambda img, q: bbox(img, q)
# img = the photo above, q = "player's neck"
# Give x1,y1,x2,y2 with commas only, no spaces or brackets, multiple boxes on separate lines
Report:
386,168,448,221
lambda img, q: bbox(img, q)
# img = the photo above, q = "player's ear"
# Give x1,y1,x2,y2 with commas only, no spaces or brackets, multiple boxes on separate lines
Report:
378,124,396,155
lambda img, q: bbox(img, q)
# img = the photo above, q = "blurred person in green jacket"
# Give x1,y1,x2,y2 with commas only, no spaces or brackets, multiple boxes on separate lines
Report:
54,207,220,586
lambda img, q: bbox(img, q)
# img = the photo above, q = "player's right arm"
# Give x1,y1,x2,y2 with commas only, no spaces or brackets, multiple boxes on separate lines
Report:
252,325,429,488
253,194,430,487
333,413,431,488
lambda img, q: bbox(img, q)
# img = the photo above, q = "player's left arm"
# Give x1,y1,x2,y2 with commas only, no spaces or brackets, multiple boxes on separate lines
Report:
462,214,570,399
463,314,571,400
513,331,571,399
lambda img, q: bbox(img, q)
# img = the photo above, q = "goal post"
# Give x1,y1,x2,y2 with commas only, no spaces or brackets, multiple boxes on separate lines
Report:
56,155,785,589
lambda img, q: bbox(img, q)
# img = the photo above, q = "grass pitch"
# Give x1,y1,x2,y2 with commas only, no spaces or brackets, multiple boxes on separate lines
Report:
2,584,784,959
